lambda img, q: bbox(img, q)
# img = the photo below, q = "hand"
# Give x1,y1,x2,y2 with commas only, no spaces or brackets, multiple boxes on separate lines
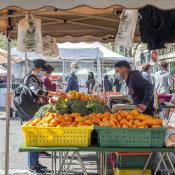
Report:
137,104,147,112
48,91,66,98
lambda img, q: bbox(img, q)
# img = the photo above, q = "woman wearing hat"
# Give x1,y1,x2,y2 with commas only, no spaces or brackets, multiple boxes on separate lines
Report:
22,59,64,173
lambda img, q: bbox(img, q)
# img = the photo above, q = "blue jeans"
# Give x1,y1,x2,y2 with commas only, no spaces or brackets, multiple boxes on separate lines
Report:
28,152,39,167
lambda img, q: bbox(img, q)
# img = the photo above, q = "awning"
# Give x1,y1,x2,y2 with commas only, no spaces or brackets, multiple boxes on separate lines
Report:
0,48,21,64
0,65,7,76
0,0,174,10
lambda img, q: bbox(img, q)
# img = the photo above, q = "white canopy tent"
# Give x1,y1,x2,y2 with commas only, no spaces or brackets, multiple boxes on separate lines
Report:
58,42,133,62
11,42,133,82
11,42,133,62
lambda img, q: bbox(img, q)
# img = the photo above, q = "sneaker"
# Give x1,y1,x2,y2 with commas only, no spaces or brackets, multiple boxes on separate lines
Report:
29,166,47,174
37,163,47,169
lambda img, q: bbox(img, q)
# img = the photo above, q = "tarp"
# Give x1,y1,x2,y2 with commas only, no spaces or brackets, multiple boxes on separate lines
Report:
0,66,7,76
0,0,174,10
0,48,21,64
11,42,133,62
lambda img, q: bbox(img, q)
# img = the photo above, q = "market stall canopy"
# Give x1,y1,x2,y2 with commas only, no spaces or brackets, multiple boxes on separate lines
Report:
0,66,7,76
0,1,174,43
11,42,133,63
0,0,174,10
0,48,21,64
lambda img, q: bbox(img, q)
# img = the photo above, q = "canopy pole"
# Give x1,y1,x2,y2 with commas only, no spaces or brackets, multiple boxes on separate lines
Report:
25,52,28,74
62,59,65,79
97,58,102,84
5,33,11,175
5,10,13,175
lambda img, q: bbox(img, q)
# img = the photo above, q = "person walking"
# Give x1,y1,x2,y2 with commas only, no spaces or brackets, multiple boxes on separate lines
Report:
66,62,79,92
103,75,113,92
155,61,172,94
86,72,95,94
141,63,152,83
113,77,122,92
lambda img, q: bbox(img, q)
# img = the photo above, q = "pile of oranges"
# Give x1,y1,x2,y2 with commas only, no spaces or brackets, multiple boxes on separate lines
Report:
66,91,105,104
23,110,163,128
88,110,163,128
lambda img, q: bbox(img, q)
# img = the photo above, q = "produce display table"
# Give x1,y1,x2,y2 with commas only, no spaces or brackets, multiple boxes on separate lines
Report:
19,145,175,175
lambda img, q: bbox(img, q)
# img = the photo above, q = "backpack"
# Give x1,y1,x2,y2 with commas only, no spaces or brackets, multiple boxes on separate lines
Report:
13,75,42,121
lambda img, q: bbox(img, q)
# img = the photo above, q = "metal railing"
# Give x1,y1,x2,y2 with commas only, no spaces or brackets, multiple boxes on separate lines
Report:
0,83,20,90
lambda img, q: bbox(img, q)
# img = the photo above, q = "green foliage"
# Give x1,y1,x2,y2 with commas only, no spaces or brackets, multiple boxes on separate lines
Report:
35,104,56,118
55,98,69,114
0,33,17,50
94,104,108,113
70,100,88,116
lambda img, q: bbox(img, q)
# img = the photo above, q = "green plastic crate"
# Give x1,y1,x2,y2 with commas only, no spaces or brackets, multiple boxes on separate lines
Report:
118,155,149,168
95,126,165,147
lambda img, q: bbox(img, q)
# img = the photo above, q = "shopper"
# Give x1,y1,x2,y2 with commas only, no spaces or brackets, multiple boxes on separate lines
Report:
113,77,122,92
155,61,172,94
42,65,56,92
66,62,79,92
14,59,64,173
86,72,95,94
115,61,154,115
141,63,152,83
102,75,113,92
42,65,57,104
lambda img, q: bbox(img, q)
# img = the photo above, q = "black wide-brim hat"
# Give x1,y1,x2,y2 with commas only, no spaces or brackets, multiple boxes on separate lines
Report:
33,59,49,71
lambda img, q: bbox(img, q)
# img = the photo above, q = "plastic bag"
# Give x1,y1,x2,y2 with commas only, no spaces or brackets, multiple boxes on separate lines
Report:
115,9,138,48
164,127,175,147
17,16,42,52
42,35,59,57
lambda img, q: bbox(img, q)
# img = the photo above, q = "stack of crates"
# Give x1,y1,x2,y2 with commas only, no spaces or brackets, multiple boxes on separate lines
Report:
113,152,152,175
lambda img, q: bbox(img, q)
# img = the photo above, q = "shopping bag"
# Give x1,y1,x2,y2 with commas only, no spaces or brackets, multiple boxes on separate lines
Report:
17,16,43,52
115,9,138,48
42,35,59,57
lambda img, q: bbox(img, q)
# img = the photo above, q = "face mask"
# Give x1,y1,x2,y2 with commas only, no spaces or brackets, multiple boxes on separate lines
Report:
37,71,45,77
71,68,78,73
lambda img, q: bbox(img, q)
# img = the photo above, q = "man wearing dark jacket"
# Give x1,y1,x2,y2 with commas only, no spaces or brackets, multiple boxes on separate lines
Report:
115,61,154,115
66,62,79,92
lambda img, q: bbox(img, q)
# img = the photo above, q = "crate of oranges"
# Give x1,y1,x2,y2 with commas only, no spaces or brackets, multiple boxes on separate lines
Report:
93,110,165,147
22,112,94,147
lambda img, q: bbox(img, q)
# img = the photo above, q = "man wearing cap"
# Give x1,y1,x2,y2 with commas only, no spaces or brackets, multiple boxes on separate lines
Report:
66,62,79,92
115,61,154,115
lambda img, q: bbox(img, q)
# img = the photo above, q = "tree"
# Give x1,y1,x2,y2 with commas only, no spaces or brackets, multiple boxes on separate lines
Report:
0,33,17,50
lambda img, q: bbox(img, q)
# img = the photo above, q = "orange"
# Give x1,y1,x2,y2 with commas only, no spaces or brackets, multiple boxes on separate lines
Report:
122,124,128,128
130,110,139,116
92,118,101,125
77,122,86,126
120,118,127,125
50,119,59,127
75,117,84,122
85,120,92,125
126,114,133,120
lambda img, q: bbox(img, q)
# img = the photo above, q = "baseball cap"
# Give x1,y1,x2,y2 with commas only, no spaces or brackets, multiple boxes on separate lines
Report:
33,59,49,71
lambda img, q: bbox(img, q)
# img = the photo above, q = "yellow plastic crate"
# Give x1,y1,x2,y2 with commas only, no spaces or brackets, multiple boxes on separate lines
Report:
114,168,152,175
22,126,94,147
